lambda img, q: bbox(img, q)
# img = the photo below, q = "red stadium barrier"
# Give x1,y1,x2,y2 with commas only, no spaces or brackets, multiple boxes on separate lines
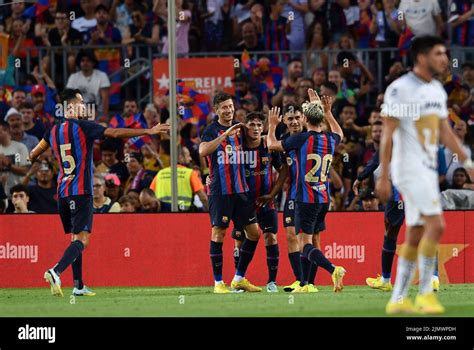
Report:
0,211,472,288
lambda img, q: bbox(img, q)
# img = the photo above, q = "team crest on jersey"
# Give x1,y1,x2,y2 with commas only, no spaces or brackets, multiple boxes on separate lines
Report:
225,145,233,154
245,169,250,177
285,217,292,224
222,216,229,223
286,157,293,166
261,157,269,165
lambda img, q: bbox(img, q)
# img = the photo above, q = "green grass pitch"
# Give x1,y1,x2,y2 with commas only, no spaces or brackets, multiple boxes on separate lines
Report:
1,284,474,317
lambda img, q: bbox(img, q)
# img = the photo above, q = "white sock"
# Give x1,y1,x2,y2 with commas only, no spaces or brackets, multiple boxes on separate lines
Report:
233,275,243,282
432,275,439,281
390,257,417,303
214,280,223,286
419,255,436,295
382,276,391,284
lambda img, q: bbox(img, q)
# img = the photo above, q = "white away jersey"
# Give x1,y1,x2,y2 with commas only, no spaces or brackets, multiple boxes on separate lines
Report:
381,72,448,183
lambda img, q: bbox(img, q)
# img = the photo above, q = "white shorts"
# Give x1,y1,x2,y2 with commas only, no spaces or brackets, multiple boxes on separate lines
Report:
394,171,442,227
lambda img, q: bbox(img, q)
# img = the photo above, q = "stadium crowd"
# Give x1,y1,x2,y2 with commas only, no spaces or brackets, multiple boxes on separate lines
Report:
0,0,473,214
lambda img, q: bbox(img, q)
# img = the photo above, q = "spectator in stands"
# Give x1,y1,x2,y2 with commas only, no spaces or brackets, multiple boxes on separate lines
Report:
384,60,407,89
96,139,129,183
127,190,143,211
4,108,38,152
462,62,474,91
328,0,352,43
449,0,474,48
451,167,474,190
23,160,57,214
354,108,382,146
111,0,134,37
370,0,402,48
162,0,192,55
441,64,471,120
72,0,98,33
263,0,290,63
104,173,123,203
444,120,473,185
328,69,356,105
283,0,309,52
0,121,29,197
234,108,247,123
399,0,444,37
232,73,251,108
3,0,25,34
282,91,297,108
306,21,329,71
336,51,374,100
241,94,259,112
362,120,382,164
10,184,34,213
123,4,160,59
11,89,26,110
295,78,314,105
356,0,375,49
271,58,304,106
311,67,326,93
9,17,37,64
150,141,208,212
124,152,154,193
179,122,200,166
30,84,54,129
141,143,162,173
203,0,225,51
234,20,264,53
66,49,111,116
118,194,136,212
0,182,6,214
93,175,121,213
43,9,83,79
20,102,45,142
139,188,161,213
85,4,122,46
359,188,381,211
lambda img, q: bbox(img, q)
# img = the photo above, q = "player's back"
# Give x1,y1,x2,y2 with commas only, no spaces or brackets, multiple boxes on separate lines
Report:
283,130,340,204
281,133,298,201
382,72,448,183
46,118,105,198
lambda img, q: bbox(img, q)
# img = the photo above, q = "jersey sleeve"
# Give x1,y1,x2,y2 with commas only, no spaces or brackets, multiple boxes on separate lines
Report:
381,82,406,120
43,128,52,145
281,133,306,152
79,120,106,140
270,150,283,170
329,132,342,146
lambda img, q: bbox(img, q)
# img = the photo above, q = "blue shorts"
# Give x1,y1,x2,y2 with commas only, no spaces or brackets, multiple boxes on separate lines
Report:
283,199,296,227
58,195,94,234
384,200,405,227
295,202,329,235
208,193,257,229
232,209,278,241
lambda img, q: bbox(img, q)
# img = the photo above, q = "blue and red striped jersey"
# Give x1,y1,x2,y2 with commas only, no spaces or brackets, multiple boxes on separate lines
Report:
281,133,298,201
451,0,474,47
244,139,282,213
44,119,106,198
282,131,341,204
202,120,248,195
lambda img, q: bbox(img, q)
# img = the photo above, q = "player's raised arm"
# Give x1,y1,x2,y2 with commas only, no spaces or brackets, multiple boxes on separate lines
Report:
198,123,245,157
316,91,343,140
375,117,399,203
29,139,50,162
439,119,474,178
104,123,170,139
267,107,284,152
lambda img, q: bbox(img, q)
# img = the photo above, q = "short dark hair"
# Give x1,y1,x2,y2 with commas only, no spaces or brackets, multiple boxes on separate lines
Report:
321,81,338,94
100,139,118,153
212,92,233,107
60,88,82,104
12,88,25,96
288,58,302,66
95,4,109,13
245,111,266,124
119,195,135,205
140,188,156,198
10,184,29,197
341,102,357,112
282,103,302,116
132,3,147,14
160,139,171,156
76,49,98,68
410,35,445,63
372,120,383,127
19,102,34,110
129,152,144,164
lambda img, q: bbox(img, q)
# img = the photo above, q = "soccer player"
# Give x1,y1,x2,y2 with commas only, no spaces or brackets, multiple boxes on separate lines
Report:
29,89,169,297
231,111,288,293
279,103,319,293
377,35,474,314
199,92,262,293
267,89,346,293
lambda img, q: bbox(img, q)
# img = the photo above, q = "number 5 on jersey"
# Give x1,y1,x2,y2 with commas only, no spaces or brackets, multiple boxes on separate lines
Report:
60,143,76,175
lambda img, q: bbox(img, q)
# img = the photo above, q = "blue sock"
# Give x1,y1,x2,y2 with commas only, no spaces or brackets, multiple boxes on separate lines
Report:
433,251,439,277
210,241,223,282
288,252,302,281
304,244,335,274
300,254,311,286
54,240,84,274
236,239,258,278
266,244,279,283
382,236,397,280
308,263,318,285
72,252,83,289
